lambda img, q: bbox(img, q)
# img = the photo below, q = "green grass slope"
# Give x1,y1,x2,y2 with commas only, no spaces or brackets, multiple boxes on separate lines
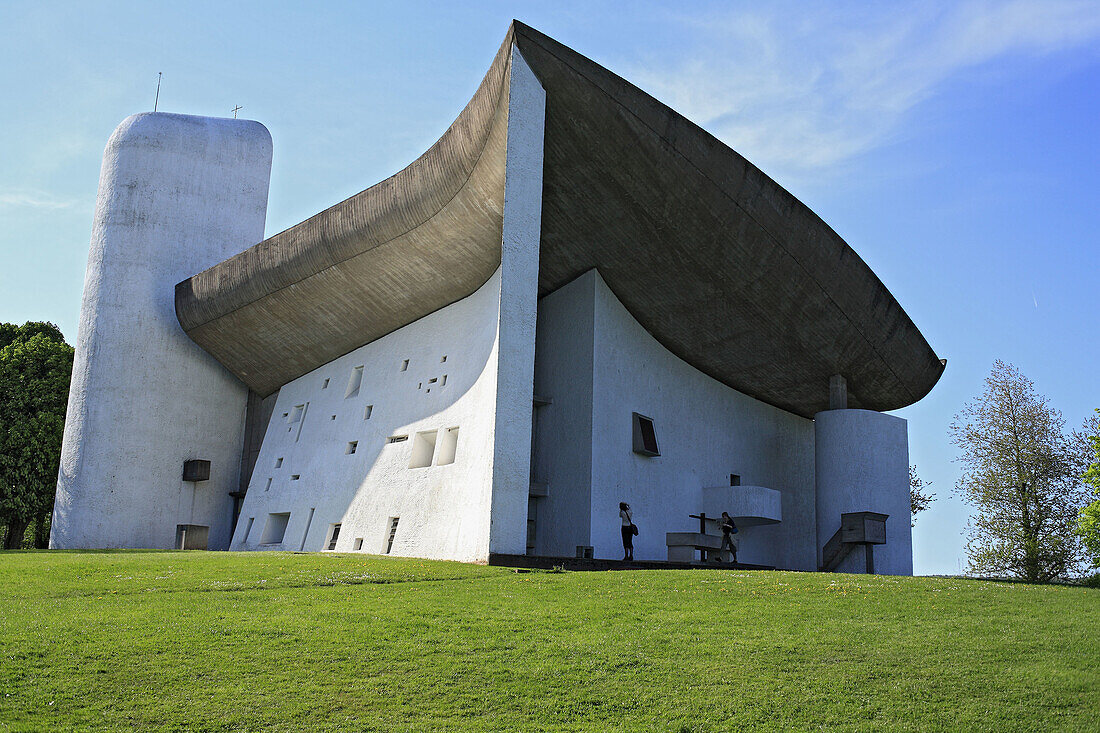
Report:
0,551,1097,732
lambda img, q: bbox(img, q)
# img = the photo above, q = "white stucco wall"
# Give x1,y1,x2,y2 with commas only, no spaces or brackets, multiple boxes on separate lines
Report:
533,270,819,569
531,274,596,556
232,268,507,561
590,272,817,568
814,409,913,575
51,112,272,550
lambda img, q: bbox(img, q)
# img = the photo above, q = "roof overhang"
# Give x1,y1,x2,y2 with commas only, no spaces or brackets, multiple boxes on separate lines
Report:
176,21,944,418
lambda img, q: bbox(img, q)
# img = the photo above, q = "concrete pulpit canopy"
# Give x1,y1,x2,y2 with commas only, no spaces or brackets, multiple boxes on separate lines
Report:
175,20,944,418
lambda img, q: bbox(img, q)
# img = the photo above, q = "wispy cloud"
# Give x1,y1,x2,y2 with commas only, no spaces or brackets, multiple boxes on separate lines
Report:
0,190,79,210
629,0,1100,185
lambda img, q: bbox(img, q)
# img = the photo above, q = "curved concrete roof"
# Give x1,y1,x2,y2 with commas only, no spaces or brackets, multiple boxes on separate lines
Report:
176,21,944,418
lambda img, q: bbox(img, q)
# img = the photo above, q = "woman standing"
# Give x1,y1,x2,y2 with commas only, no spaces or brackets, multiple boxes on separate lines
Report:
619,502,635,561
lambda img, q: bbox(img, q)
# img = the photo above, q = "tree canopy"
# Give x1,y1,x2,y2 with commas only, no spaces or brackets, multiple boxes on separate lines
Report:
950,361,1091,582
1076,409,1100,568
0,322,74,549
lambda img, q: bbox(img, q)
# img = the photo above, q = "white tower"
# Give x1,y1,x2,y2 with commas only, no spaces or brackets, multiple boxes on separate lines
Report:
51,112,273,550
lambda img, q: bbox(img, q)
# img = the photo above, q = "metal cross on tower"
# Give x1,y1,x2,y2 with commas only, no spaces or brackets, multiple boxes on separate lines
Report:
231,105,242,119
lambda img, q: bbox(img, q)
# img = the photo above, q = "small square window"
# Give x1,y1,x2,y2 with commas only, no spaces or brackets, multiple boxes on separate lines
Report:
346,441,358,455
364,404,373,420
275,457,283,469
260,512,290,545
353,537,364,551
441,355,447,363
401,359,409,372
325,523,341,551
289,405,305,424
290,474,300,481
730,474,741,487
409,430,437,468
331,415,337,420
631,412,660,457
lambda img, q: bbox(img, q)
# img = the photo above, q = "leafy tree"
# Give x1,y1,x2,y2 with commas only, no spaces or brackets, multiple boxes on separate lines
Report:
0,322,74,549
1076,409,1100,568
909,464,935,526
949,361,1090,582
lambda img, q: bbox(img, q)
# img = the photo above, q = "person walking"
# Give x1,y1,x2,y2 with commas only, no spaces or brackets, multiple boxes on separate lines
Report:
619,502,636,561
719,511,738,563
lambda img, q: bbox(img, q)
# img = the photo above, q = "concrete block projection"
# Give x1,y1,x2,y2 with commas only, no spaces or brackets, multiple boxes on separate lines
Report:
54,22,942,574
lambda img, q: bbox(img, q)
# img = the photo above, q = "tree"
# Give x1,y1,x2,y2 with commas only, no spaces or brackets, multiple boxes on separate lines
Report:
949,361,1089,582
909,464,935,526
0,322,74,549
1076,409,1100,568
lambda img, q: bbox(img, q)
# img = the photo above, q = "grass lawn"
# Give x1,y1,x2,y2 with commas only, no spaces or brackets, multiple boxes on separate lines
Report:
0,552,1097,732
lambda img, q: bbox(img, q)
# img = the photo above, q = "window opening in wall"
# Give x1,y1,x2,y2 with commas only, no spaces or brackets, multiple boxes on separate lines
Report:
418,382,423,390
331,415,337,420
282,412,289,419
428,378,437,384
632,412,660,457
291,474,300,481
325,523,341,551
299,507,315,551
730,474,741,487
346,366,364,398
346,441,358,455
401,359,409,372
293,402,310,441
441,374,447,386
385,517,400,554
441,355,447,363
387,435,408,444
409,430,437,468
322,378,330,389
243,516,255,541
275,457,283,468
264,478,272,492
260,512,290,544
364,404,373,420
353,537,364,551
289,405,305,423
436,427,459,465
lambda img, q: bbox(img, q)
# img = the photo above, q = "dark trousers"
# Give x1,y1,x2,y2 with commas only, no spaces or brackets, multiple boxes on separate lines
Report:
721,532,737,559
621,526,633,550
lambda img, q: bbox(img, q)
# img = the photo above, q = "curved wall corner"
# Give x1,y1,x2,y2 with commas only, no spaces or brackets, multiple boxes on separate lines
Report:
814,409,912,575
51,112,273,550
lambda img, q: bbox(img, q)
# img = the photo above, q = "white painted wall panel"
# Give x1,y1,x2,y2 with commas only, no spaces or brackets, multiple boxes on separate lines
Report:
52,112,272,550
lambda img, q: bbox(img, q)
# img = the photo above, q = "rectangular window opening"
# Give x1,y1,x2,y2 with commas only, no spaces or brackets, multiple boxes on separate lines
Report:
387,435,408,444
345,366,364,398
730,474,741,487
243,517,255,541
385,517,400,554
264,478,272,492
631,412,660,457
441,374,447,386
364,404,373,420
322,378,330,389
290,474,300,481
436,427,459,466
325,523,342,551
400,359,409,372
274,457,283,469
331,414,337,420
353,537,364,551
289,405,305,424
409,430,437,468
346,441,358,455
260,512,290,545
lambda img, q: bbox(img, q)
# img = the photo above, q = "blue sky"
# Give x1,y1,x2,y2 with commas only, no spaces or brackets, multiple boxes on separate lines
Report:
2,1,1098,574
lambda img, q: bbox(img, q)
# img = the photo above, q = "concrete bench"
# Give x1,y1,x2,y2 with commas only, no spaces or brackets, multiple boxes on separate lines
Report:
665,532,733,563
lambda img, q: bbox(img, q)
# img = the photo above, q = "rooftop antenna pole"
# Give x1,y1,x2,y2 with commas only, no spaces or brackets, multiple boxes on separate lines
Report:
154,72,162,112
231,105,242,119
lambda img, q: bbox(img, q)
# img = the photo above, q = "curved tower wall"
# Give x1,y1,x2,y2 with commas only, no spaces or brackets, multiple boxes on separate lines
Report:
814,409,912,575
51,112,272,550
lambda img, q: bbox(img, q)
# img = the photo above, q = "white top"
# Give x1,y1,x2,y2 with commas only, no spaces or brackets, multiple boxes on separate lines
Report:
620,509,632,526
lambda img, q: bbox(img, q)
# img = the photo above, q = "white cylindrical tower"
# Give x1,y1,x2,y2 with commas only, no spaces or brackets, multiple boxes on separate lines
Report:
814,409,913,575
51,112,273,550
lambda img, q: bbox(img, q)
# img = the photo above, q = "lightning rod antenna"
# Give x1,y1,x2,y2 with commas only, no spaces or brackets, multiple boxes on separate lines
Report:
154,72,162,112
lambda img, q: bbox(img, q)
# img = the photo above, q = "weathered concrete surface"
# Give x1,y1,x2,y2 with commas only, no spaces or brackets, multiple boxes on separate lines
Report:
176,21,943,418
